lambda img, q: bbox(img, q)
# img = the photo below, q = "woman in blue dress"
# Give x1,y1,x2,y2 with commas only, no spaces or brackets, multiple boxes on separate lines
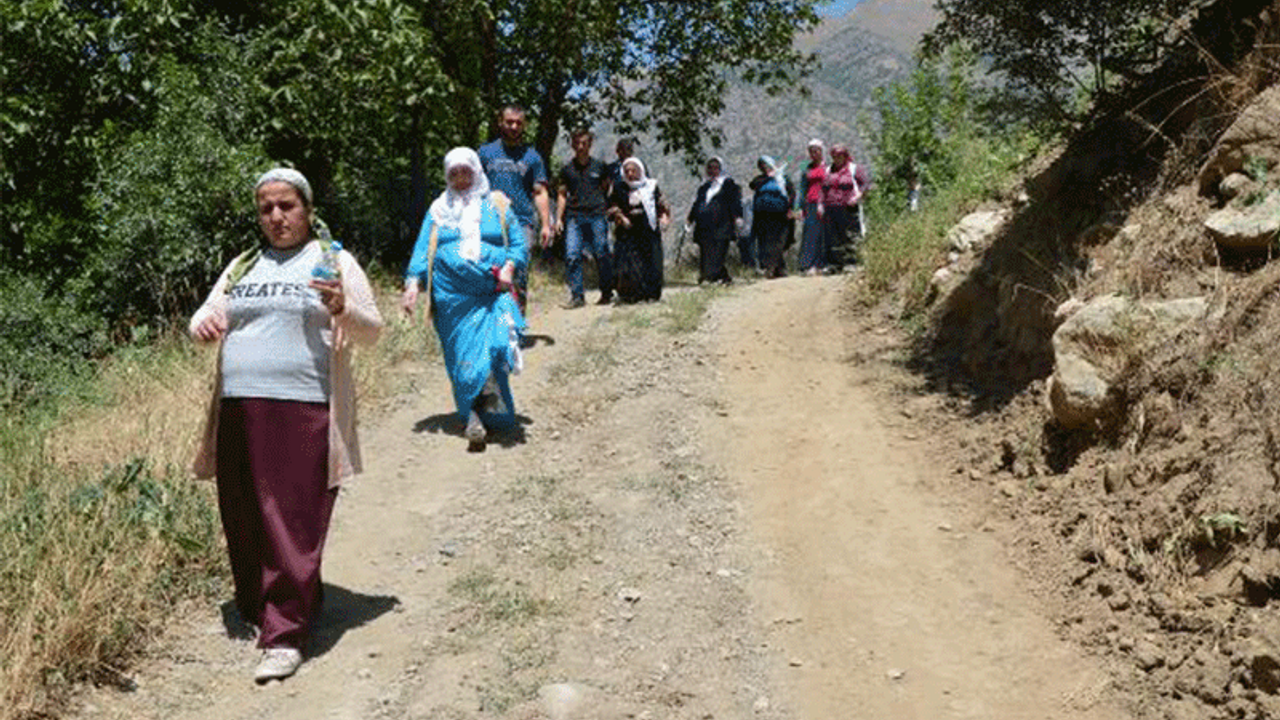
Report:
401,147,527,448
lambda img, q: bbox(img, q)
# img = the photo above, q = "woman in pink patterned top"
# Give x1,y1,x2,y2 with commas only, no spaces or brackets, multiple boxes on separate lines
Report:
819,144,870,271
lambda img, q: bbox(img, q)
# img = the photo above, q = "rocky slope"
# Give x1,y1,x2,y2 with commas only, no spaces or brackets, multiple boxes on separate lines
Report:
909,2,1280,718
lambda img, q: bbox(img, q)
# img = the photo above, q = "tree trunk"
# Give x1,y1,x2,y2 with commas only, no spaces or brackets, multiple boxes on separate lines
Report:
535,76,567,168
409,109,427,233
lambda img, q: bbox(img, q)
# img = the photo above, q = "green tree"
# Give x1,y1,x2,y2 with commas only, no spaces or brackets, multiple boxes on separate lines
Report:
2,0,824,340
871,45,980,208
85,50,268,331
0,0,214,276
499,0,823,167
241,0,824,257
924,0,1177,121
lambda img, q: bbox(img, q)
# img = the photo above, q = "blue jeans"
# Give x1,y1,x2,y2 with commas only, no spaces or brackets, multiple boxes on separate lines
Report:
564,213,613,300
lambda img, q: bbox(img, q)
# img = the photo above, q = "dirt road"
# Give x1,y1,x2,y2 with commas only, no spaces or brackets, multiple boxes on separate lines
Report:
72,275,1131,719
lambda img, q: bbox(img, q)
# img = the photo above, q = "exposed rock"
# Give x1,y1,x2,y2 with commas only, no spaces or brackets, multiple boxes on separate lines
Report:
1218,172,1255,200
1134,640,1165,671
1046,295,1208,428
946,209,1010,253
1162,699,1206,720
930,266,952,290
1054,297,1086,325
1229,623,1280,696
927,266,962,308
1198,84,1280,195
1240,550,1280,606
1047,352,1112,430
539,683,591,720
1203,189,1280,249
1172,649,1232,705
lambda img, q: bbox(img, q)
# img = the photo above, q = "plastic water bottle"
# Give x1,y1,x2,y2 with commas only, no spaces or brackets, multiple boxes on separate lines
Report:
312,240,342,281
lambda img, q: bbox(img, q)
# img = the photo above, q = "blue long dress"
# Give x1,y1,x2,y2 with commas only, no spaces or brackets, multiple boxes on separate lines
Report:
406,196,527,429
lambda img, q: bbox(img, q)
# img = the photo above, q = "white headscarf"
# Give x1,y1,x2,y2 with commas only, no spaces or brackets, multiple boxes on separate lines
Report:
704,156,728,203
430,147,491,262
255,167,313,205
622,157,658,229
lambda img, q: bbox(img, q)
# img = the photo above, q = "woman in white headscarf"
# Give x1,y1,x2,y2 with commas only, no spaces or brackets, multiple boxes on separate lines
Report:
797,139,828,275
685,156,741,284
401,147,527,449
607,157,670,303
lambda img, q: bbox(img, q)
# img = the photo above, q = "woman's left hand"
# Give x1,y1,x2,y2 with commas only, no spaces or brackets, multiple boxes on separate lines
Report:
310,278,345,315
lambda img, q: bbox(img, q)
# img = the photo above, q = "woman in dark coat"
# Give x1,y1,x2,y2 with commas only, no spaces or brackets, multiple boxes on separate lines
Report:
608,157,670,303
685,156,741,285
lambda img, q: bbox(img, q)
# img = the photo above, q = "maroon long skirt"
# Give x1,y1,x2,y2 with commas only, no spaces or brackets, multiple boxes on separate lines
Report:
216,397,337,651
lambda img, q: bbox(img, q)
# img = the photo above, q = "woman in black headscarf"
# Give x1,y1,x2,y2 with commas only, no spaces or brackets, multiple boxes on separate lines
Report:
685,156,741,285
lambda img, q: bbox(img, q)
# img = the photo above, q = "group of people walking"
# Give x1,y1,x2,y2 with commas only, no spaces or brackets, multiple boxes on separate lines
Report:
185,103,871,685
685,138,870,284
796,139,870,276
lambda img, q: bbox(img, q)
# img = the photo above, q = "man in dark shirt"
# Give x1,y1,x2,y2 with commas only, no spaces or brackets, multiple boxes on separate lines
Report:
555,129,613,307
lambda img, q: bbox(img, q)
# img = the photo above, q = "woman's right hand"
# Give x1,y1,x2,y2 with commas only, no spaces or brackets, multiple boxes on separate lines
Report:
192,311,227,343
401,286,419,318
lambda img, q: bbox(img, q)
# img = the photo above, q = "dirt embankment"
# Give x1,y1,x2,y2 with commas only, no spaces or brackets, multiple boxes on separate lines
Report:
903,4,1280,718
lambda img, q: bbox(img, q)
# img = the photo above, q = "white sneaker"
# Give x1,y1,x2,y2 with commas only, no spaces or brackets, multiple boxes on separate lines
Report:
254,647,302,683
465,410,487,445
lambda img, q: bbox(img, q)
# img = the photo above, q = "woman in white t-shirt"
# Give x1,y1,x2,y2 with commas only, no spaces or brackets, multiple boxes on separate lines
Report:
189,168,382,683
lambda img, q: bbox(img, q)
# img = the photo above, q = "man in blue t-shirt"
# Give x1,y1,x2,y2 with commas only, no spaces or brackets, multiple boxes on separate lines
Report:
477,105,553,317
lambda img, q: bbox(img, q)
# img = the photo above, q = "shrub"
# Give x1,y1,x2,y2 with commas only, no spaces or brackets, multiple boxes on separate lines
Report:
860,43,1046,319
0,272,105,410
83,53,267,335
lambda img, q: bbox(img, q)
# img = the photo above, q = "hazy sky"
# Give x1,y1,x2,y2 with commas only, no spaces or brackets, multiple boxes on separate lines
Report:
818,0,862,17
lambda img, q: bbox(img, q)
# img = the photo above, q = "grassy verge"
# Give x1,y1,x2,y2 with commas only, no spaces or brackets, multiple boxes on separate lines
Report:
0,338,223,720
857,133,1040,324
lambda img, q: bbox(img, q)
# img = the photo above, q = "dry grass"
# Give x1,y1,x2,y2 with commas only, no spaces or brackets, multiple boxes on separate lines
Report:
0,334,224,720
